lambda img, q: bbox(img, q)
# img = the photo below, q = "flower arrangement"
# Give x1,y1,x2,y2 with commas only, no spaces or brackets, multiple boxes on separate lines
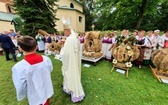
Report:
124,49,133,68
127,50,133,56
126,46,131,50
125,62,132,67
112,59,117,64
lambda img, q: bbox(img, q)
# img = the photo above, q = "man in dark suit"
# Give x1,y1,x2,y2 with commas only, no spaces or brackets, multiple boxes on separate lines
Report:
0,31,17,62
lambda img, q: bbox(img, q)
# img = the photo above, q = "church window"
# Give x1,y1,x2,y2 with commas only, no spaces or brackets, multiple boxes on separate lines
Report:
79,16,82,23
70,3,74,8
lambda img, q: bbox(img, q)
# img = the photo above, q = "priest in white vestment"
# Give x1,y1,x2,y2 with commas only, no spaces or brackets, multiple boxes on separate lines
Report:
61,17,85,103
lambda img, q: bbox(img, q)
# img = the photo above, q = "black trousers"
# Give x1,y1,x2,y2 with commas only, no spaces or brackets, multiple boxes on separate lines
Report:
4,48,17,61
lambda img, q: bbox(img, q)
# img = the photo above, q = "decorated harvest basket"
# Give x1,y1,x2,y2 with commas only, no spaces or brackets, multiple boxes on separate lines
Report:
111,35,140,77
151,48,168,72
150,48,168,82
83,31,103,58
48,41,63,53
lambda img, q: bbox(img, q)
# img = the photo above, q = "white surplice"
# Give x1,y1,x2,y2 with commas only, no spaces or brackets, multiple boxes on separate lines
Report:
61,33,85,103
12,56,54,105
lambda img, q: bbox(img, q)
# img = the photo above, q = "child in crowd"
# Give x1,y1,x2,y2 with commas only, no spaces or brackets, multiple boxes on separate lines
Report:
12,36,54,105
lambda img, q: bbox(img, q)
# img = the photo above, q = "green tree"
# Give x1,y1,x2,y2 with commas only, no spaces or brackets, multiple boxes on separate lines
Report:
13,0,58,37
80,0,95,31
156,1,168,31
93,0,165,30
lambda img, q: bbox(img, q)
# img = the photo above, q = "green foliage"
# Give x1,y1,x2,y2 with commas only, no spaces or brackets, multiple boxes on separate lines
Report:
92,0,166,31
81,0,95,31
155,1,168,31
1,54,168,104
13,0,59,37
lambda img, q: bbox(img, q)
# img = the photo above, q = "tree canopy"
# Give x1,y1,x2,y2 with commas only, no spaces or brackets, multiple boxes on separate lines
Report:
13,0,58,37
83,0,167,31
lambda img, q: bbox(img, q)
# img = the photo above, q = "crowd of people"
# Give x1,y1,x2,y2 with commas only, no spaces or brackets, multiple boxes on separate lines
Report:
100,29,168,68
1,28,168,105
34,29,168,69
0,29,22,62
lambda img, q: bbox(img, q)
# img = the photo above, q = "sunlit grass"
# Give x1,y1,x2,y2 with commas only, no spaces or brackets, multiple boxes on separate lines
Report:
0,53,168,105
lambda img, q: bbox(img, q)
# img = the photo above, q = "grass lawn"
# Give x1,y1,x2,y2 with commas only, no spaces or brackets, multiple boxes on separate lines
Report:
0,53,168,105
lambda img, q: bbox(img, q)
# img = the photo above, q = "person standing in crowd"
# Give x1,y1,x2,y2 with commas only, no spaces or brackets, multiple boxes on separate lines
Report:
15,31,22,40
9,29,17,37
152,30,164,51
108,31,117,60
121,29,129,38
11,36,18,47
55,33,61,43
135,30,146,69
161,29,168,48
78,33,85,57
0,31,17,62
35,30,45,52
143,30,153,65
50,33,56,42
12,36,54,105
15,31,22,57
102,33,109,58
132,30,139,39
106,33,114,62
112,31,118,43
61,17,85,103
44,33,52,55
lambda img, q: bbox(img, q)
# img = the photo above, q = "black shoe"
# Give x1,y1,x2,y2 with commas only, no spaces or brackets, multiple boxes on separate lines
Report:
7,58,12,61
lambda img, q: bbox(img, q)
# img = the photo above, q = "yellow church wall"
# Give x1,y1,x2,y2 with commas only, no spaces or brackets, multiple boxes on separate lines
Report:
57,0,83,12
0,20,15,33
76,13,85,32
75,12,85,33
56,9,76,31
0,0,85,33
56,9,85,33
0,2,7,12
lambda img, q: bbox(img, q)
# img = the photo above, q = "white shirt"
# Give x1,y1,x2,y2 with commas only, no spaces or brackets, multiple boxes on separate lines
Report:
12,56,54,105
